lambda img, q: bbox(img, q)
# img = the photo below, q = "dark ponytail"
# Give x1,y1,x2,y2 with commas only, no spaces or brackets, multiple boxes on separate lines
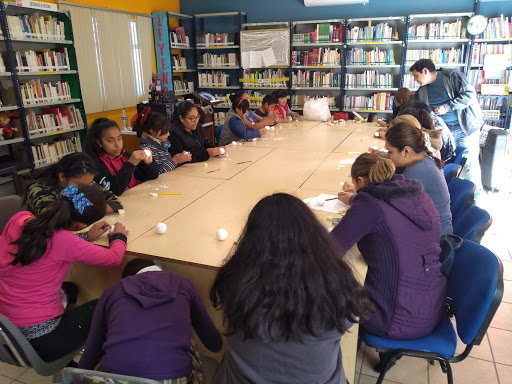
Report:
87,118,119,156
230,95,249,113
385,121,444,169
134,108,170,138
11,185,107,266
272,89,288,99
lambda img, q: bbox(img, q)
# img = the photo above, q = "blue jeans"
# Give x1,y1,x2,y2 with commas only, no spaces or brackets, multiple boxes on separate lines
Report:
446,123,482,191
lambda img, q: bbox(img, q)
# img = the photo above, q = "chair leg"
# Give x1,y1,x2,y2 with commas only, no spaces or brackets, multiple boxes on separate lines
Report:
375,353,401,384
445,360,454,384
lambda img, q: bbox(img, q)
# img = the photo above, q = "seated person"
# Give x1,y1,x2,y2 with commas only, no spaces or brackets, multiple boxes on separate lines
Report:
231,90,275,129
0,184,127,363
332,153,446,341
169,101,224,163
86,118,159,196
254,94,277,119
211,193,371,384
272,89,299,122
24,152,122,217
375,87,414,133
79,258,222,382
218,95,268,146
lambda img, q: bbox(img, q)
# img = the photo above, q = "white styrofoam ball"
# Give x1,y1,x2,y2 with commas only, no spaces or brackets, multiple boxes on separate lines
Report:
270,126,275,131
203,163,208,167
374,132,380,137
316,197,326,206
265,125,270,131
219,147,226,155
143,149,151,157
216,228,228,241
149,192,158,197
155,223,167,234
251,138,257,141
231,141,237,146
109,225,115,233
118,209,125,217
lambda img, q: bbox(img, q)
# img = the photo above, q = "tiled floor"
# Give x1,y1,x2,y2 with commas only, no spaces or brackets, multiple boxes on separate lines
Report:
1,174,510,384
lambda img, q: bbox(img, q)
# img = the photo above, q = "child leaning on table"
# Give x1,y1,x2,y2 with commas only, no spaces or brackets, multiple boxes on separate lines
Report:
272,89,299,122
86,117,159,196
134,106,191,174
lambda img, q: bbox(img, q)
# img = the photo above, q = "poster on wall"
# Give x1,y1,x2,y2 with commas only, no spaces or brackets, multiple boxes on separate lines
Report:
240,28,290,69
152,12,173,92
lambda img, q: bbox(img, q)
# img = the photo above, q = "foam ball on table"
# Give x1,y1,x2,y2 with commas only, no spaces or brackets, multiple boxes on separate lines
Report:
374,132,380,137
219,147,226,155
316,197,326,206
143,149,151,157
265,126,270,131
216,228,228,241
118,209,125,217
155,223,167,234
109,225,115,234
149,192,158,197
203,163,208,167
231,141,237,146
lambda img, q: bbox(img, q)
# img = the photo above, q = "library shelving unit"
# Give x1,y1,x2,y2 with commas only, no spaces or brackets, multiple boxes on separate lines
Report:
343,17,405,116
469,12,512,130
0,1,86,177
194,12,246,97
402,13,473,91
166,12,196,97
291,19,343,112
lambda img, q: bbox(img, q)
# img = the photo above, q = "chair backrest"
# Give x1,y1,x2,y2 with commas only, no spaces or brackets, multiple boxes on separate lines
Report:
215,124,223,145
452,146,469,167
453,205,492,244
0,313,82,376
0,195,23,234
447,240,503,346
443,164,461,184
62,367,161,384
448,177,476,228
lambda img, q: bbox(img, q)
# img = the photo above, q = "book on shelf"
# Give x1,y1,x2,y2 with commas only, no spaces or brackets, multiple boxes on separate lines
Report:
214,111,226,125
0,56,6,73
6,14,66,40
13,48,70,72
172,55,187,70
196,32,235,46
407,20,466,40
403,73,420,90
347,48,395,65
292,70,340,87
26,105,84,136
344,92,393,111
469,69,511,92
242,69,288,88
347,22,399,42
291,48,341,66
477,15,511,40
173,79,194,93
293,23,343,44
406,47,466,65
213,94,231,107
292,94,337,109
345,71,393,88
198,71,230,87
472,43,512,66
170,27,190,47
31,135,82,168
20,80,72,105
198,53,238,68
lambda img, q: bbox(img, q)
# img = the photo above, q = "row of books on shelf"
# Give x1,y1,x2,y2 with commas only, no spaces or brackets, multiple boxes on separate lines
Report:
26,105,84,136
469,69,511,92
292,95,337,109
405,47,467,65
170,27,190,47
291,48,341,66
6,14,66,41
172,55,187,70
242,69,288,88
344,92,394,111
214,111,226,125
471,44,512,66
347,23,399,42
12,48,71,72
347,48,395,65
198,71,230,87
345,71,394,88
407,20,466,40
477,15,511,40
173,79,194,93
478,96,508,111
292,70,341,87
403,73,419,89
196,33,235,46
20,80,72,105
292,23,343,44
31,136,82,168
198,53,238,68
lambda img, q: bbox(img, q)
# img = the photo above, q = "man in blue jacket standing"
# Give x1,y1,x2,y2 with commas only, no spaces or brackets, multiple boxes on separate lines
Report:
410,59,484,191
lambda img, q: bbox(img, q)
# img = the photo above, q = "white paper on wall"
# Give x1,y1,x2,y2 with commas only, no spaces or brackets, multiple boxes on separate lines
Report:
241,28,290,67
261,47,277,67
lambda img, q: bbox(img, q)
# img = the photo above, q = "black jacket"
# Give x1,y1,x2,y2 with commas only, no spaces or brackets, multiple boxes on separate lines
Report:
94,151,159,196
169,121,214,163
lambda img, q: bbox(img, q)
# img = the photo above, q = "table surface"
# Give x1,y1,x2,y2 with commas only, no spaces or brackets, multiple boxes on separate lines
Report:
99,119,379,383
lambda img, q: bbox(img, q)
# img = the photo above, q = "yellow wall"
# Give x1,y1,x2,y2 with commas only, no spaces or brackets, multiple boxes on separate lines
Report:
42,0,181,127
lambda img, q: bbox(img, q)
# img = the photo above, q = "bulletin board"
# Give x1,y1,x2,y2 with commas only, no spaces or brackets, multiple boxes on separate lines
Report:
240,28,290,69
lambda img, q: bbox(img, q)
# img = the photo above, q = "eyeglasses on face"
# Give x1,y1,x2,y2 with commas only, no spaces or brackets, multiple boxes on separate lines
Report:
185,115,200,122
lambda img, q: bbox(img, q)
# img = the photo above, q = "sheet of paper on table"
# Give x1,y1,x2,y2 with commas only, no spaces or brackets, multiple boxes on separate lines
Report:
303,193,349,214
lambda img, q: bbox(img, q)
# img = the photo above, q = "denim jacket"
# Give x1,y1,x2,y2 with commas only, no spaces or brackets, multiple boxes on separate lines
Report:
414,68,484,135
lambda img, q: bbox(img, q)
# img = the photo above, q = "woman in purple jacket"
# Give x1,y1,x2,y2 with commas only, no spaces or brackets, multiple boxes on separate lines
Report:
332,153,446,342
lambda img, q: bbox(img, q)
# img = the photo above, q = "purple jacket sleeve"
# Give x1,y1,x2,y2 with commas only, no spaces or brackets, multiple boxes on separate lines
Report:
189,282,223,353
330,193,382,254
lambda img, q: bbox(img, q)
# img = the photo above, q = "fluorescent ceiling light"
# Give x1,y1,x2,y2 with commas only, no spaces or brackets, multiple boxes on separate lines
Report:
305,0,369,6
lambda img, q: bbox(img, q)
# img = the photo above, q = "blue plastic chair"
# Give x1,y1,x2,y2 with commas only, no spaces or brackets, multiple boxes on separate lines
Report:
448,146,469,169
453,205,492,244
448,178,476,228
215,124,223,145
360,240,503,384
443,164,461,184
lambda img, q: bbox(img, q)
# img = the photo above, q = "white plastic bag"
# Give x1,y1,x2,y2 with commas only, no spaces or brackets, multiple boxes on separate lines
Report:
303,98,331,121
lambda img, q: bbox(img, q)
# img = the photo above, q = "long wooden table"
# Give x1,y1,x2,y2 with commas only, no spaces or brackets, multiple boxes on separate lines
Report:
70,120,380,384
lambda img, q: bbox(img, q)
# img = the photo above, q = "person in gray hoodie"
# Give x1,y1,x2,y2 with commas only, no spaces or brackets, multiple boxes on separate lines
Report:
410,59,484,190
